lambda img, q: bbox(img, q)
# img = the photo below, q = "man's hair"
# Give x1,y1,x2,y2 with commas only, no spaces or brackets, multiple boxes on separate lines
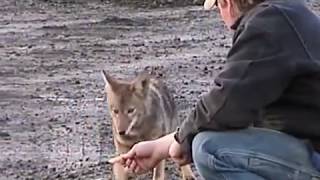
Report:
232,0,265,13
234,0,265,13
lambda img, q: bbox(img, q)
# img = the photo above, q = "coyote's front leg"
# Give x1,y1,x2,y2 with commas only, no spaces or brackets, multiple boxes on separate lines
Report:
113,140,130,180
153,160,166,180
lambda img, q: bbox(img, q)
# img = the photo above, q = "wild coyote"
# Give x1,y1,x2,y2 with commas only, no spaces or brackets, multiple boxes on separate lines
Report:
101,70,195,180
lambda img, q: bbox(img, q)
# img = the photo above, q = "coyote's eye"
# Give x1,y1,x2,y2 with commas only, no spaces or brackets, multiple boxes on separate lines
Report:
127,108,135,114
113,109,119,114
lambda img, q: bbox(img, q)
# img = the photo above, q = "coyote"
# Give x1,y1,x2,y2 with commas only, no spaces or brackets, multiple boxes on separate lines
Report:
101,70,195,180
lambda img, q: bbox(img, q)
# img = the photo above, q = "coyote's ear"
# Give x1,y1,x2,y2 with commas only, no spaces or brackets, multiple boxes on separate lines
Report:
131,72,150,95
101,70,118,90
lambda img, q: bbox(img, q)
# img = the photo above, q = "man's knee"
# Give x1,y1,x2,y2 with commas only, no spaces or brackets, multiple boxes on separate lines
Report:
192,130,229,155
191,131,227,179
191,130,247,166
191,131,219,167
192,132,208,166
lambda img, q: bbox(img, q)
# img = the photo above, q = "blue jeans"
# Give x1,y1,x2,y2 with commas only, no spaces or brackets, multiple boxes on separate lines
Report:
313,152,320,172
192,128,320,180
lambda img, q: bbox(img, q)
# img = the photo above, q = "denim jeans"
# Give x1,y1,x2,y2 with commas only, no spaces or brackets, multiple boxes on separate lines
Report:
192,128,320,180
313,152,320,172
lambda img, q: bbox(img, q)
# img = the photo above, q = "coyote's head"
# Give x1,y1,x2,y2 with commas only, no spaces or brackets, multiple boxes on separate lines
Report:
101,70,152,138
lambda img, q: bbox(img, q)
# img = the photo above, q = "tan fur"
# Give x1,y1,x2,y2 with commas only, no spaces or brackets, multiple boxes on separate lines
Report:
153,160,165,180
180,165,196,180
102,70,195,180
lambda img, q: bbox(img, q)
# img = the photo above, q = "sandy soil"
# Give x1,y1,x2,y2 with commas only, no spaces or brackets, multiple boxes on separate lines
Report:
0,0,319,179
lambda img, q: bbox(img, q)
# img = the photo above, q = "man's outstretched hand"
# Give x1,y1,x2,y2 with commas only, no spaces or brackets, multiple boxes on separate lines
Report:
108,133,176,174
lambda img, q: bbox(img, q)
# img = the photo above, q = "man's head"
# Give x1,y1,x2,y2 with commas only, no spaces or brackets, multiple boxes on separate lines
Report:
204,0,265,29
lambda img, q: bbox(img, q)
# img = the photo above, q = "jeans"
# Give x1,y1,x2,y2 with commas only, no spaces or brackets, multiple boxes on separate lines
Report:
313,152,320,172
192,128,320,180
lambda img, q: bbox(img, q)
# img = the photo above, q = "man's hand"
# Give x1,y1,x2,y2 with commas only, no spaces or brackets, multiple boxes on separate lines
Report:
108,133,175,174
169,140,191,166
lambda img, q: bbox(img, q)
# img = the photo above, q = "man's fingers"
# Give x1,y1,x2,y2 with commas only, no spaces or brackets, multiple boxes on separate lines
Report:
124,166,130,173
134,165,140,174
125,158,133,168
108,156,124,164
123,159,144,175
108,146,137,164
122,147,137,159
129,159,137,171
133,162,147,175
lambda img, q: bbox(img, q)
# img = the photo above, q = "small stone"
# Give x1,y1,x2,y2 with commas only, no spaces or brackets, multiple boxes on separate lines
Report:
66,127,72,133
67,173,77,178
0,132,10,138
49,118,58,122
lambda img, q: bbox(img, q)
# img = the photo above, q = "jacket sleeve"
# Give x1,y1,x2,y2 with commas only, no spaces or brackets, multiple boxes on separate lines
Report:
175,24,295,159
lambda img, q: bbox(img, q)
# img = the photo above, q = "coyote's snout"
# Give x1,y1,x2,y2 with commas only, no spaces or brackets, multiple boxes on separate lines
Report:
102,70,195,180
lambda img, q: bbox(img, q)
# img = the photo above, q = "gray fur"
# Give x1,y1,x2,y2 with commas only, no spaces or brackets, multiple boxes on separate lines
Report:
102,71,195,180
147,79,178,133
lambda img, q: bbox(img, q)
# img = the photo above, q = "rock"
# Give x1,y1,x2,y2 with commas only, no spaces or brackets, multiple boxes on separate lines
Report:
0,132,10,139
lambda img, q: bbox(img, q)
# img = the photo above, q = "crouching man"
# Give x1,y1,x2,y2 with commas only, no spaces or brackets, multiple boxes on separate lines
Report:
109,0,320,179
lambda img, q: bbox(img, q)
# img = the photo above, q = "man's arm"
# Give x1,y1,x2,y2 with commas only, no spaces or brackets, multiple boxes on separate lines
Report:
175,24,295,159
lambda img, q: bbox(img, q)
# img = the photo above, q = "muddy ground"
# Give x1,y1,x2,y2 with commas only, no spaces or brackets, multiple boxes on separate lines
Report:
0,0,319,179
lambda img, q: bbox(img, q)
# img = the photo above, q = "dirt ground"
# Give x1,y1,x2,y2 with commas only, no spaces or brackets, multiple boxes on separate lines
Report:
0,0,319,179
